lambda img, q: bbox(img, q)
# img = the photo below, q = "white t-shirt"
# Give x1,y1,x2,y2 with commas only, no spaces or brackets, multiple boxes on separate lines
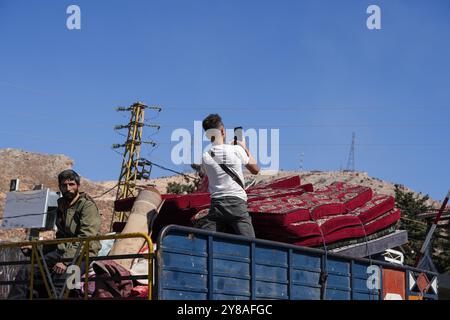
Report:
202,144,249,201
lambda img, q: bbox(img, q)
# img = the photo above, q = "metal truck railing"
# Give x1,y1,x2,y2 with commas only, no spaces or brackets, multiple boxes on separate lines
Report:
0,233,154,300
156,225,439,300
1,226,440,300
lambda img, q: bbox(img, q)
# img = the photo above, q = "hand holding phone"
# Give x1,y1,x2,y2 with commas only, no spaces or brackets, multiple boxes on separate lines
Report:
234,127,243,145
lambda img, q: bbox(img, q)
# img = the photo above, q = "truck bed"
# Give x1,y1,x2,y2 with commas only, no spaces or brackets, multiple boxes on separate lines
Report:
155,225,438,300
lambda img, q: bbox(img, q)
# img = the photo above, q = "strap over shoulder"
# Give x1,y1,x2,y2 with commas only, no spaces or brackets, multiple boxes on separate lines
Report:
209,150,245,190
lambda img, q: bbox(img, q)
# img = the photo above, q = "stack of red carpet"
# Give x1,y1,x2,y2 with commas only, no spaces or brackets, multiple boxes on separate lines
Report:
145,175,401,247
247,176,401,248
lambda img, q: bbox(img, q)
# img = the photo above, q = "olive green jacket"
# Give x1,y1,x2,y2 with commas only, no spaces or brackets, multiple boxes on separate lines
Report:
55,192,102,261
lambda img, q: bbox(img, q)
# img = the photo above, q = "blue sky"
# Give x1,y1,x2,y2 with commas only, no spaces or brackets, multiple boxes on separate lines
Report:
0,0,449,200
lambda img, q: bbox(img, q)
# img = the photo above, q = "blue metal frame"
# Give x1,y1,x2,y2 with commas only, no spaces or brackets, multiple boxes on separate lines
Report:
207,235,214,300
250,242,256,299
155,225,439,300
288,249,293,298
379,265,384,300
350,260,381,300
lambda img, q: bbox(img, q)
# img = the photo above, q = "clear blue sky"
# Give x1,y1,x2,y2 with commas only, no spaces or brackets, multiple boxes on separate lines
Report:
0,0,449,200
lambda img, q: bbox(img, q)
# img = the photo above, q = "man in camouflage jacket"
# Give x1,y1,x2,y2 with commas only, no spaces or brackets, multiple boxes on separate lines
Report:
52,169,101,274
9,169,102,298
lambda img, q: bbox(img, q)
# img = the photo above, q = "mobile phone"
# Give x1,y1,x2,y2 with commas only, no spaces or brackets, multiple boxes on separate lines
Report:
234,127,243,145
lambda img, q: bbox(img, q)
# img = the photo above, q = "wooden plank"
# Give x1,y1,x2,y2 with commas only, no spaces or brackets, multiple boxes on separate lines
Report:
330,230,408,258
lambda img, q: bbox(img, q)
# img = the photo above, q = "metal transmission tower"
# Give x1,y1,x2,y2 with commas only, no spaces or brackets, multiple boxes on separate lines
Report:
346,132,356,171
299,152,305,171
111,101,161,229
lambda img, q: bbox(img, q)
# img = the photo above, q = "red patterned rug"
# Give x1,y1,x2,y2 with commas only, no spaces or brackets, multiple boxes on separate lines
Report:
253,209,401,247
363,208,401,235
154,176,402,249
249,175,302,190
316,214,362,235
247,185,310,202
254,220,322,239
314,182,373,211
249,192,345,226
349,194,395,223
293,225,367,247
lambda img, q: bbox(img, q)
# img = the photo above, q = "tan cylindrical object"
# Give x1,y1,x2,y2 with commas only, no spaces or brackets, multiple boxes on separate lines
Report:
109,187,162,270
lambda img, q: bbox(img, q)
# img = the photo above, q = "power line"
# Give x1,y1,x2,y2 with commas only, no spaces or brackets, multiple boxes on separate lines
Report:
157,106,448,111
0,212,49,221
160,123,450,128
0,130,447,148
91,183,119,199
401,216,428,226
139,159,198,181
140,142,450,147
0,184,120,221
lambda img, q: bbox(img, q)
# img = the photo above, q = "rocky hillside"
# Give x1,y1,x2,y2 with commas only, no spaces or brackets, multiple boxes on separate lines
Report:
0,149,116,240
0,148,442,242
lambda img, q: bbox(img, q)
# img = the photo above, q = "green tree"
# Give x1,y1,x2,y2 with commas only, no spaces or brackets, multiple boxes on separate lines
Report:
166,175,201,195
395,185,450,272
166,181,195,194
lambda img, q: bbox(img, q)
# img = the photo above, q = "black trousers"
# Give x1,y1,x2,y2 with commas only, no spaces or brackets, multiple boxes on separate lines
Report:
200,196,255,238
8,250,85,299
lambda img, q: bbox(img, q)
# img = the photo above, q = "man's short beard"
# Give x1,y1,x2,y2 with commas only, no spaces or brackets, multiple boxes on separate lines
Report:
63,191,77,200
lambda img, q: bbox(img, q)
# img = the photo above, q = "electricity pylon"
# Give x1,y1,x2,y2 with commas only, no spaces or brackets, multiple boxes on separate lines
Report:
346,132,355,171
110,101,161,230
299,152,305,171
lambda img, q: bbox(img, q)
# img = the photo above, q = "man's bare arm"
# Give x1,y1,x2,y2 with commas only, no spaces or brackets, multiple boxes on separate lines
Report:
234,141,260,174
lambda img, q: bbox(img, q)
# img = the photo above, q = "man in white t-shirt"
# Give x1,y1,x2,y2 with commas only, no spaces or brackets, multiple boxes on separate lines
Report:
200,114,260,237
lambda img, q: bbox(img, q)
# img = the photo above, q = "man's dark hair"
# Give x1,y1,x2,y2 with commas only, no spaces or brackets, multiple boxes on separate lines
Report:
202,114,223,131
58,169,81,185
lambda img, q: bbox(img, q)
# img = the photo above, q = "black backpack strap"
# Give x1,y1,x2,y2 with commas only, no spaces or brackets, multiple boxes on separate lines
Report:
210,150,245,190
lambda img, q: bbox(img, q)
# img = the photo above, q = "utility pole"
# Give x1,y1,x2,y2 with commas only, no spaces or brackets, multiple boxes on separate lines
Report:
110,101,161,230
346,132,356,172
299,152,305,171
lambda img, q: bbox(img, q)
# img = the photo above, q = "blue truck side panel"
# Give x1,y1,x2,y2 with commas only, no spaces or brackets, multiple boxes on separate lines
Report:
156,225,438,300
